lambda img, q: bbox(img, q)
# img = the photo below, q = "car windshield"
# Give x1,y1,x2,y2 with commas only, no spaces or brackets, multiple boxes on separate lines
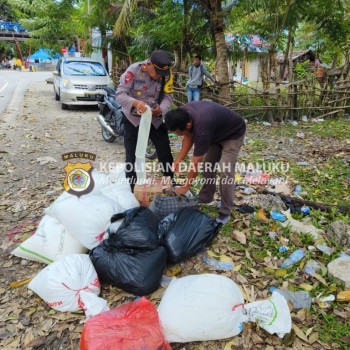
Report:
63,61,106,76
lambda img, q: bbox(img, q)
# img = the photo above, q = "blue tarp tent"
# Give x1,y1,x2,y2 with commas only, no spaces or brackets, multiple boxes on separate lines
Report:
29,49,60,62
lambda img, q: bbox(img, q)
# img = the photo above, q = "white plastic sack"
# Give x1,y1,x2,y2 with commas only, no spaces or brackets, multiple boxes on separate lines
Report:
158,274,291,342
101,184,140,212
90,170,111,193
11,215,87,264
106,162,128,185
28,254,109,318
135,107,152,182
45,193,123,249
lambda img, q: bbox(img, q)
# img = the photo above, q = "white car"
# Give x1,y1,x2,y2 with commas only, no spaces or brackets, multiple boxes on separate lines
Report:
53,58,112,110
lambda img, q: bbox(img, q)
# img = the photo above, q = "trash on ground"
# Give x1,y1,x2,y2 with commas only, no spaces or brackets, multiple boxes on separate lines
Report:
28,254,108,318
312,118,325,122
294,185,302,195
280,249,305,268
257,208,268,221
327,257,350,289
269,287,312,309
301,116,308,122
159,207,220,264
160,275,175,288
297,131,305,138
278,246,289,253
301,206,310,215
296,161,309,166
316,243,334,256
270,211,287,222
134,177,171,207
80,297,171,350
288,120,298,126
149,191,198,219
269,231,277,240
244,172,270,185
158,274,291,342
262,122,271,126
281,218,323,240
11,214,87,264
90,208,167,296
243,186,255,194
246,194,286,212
274,184,291,196
305,260,321,276
203,257,234,271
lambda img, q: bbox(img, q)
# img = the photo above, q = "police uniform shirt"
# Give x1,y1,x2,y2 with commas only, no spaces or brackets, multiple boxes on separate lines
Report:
116,60,173,129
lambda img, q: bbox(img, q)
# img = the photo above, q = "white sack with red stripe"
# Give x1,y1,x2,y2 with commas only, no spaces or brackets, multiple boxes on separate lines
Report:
45,192,123,250
28,254,109,318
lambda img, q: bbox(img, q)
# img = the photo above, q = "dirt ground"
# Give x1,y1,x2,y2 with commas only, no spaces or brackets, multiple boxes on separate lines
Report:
0,79,349,350
0,80,127,349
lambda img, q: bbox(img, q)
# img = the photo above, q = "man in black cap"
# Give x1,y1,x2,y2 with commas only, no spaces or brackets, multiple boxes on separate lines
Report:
116,50,174,188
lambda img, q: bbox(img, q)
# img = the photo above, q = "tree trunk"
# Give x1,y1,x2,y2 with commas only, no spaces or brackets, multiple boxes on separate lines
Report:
173,49,180,70
260,54,273,123
209,0,230,99
280,28,292,81
288,37,296,120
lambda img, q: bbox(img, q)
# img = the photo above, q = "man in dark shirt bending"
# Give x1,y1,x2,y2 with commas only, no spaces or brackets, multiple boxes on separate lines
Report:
164,101,246,224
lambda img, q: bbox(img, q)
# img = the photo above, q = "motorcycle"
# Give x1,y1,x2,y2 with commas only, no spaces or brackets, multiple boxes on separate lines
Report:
96,86,157,159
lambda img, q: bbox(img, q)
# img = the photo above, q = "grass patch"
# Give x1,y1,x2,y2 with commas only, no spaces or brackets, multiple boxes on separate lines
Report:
314,310,350,350
309,117,350,139
288,158,350,206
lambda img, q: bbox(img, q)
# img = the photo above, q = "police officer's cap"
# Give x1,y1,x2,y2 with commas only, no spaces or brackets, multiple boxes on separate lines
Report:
150,50,172,76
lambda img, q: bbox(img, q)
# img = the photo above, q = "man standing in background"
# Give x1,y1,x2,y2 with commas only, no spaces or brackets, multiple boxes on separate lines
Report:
186,55,216,102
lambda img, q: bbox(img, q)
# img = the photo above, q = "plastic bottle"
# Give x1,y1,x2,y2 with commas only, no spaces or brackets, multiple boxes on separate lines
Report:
135,107,152,182
316,244,334,256
203,257,233,271
270,211,286,222
294,185,302,195
301,206,310,214
278,246,289,253
280,249,305,268
269,287,312,309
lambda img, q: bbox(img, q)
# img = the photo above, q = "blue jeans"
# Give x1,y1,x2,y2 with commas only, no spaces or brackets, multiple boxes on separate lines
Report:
187,87,200,102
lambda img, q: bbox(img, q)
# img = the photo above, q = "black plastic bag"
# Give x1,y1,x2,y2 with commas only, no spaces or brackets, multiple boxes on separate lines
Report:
108,207,159,250
159,207,221,264
90,244,167,295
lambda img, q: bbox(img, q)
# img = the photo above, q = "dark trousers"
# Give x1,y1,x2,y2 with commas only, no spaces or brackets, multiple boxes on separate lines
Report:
198,134,245,215
123,116,174,188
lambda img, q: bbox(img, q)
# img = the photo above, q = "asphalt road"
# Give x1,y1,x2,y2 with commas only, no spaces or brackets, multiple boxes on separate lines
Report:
0,70,51,117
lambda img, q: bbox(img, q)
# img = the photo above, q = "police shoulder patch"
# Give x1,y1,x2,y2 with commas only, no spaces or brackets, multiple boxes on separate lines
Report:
125,71,134,84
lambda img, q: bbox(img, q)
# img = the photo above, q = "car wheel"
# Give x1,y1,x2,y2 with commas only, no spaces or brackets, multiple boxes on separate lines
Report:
61,103,68,110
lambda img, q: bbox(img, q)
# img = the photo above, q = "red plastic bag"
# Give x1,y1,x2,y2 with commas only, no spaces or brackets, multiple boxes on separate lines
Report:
80,297,172,350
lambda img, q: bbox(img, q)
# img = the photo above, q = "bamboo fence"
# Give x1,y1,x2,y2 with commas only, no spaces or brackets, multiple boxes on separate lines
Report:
172,72,350,121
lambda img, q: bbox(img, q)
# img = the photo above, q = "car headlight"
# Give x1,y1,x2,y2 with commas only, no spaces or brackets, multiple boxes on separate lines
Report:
63,79,73,89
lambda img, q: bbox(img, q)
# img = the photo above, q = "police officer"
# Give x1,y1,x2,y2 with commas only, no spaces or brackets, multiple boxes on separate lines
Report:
116,50,174,188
